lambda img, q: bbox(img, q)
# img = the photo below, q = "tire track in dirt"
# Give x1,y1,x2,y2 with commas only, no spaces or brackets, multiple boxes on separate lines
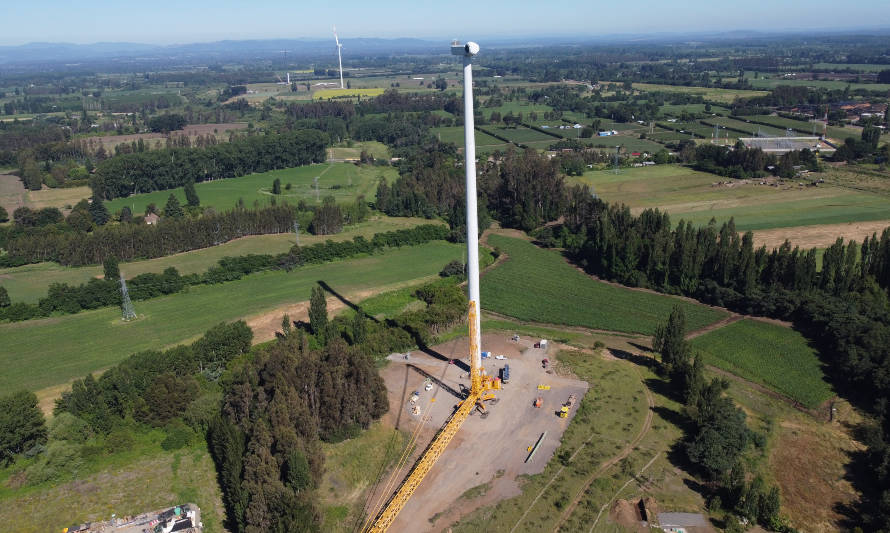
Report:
508,353,655,533
550,364,655,533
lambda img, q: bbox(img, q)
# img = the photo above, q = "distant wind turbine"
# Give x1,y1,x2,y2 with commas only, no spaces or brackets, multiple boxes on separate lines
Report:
333,26,344,89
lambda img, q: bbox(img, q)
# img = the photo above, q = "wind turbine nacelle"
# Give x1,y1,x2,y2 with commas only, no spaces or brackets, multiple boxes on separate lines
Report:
451,41,480,57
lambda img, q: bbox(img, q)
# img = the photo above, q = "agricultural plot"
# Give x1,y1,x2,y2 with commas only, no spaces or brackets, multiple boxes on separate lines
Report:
327,140,390,160
79,122,248,153
659,103,731,116
658,121,715,138
583,136,665,153
489,126,557,144
646,129,698,143
105,162,394,215
431,126,505,148
0,216,435,303
749,115,823,134
313,88,385,100
480,101,554,120
746,77,890,92
630,83,768,104
0,241,464,393
702,117,787,137
566,164,890,231
480,234,727,335
811,63,890,72
691,319,833,408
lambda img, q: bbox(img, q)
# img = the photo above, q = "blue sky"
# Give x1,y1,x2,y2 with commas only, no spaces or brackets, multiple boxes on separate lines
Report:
2,0,889,45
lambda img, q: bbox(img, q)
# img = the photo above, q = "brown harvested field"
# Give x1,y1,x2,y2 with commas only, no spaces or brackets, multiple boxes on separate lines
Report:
26,185,92,212
365,334,588,532
752,219,890,250
0,173,27,214
770,418,863,532
82,122,248,152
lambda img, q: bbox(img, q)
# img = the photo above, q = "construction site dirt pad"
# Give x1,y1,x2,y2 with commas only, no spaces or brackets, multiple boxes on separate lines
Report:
369,334,588,532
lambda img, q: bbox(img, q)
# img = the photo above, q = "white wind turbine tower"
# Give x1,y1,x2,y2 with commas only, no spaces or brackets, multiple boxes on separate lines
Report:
333,26,344,89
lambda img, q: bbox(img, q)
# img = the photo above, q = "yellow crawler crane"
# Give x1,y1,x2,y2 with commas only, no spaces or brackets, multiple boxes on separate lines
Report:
365,301,490,532
363,39,486,533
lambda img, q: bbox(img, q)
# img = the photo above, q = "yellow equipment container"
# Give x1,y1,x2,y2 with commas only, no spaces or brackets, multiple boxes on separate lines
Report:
537,384,551,390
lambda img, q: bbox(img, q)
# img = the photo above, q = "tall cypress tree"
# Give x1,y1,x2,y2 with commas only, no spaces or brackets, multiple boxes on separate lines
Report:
89,194,110,226
653,305,689,376
164,193,184,218
184,180,200,207
309,285,328,336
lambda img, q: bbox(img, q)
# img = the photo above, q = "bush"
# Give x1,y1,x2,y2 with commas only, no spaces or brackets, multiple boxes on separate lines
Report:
161,419,196,451
104,429,135,454
24,441,83,484
49,413,92,443
439,260,465,277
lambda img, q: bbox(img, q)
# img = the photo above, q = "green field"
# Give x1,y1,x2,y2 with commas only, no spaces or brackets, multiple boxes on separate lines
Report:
480,235,727,335
431,126,506,148
454,348,697,532
811,63,890,72
691,319,833,408
746,77,890,92
314,88,385,100
319,422,409,532
630,83,768,104
659,103,731,117
0,241,463,393
0,216,435,303
704,116,786,137
567,164,890,231
488,126,556,144
105,162,394,215
0,436,225,533
583,136,666,153
480,101,554,120
327,141,390,160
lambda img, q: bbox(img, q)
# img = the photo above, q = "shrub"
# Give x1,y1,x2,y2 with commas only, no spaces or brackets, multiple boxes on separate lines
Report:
439,260,465,277
161,419,196,451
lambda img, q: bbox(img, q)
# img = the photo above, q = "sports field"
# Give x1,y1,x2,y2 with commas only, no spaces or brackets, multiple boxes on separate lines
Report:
105,162,394,214
480,234,727,335
568,164,890,231
691,319,833,408
0,240,463,393
0,216,436,303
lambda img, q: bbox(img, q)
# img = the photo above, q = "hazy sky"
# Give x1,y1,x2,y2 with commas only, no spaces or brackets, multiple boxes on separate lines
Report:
2,0,889,45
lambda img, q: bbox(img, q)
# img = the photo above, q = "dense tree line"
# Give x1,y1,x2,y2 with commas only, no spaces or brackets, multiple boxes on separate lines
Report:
4,204,297,266
208,276,467,531
0,390,47,465
376,146,564,232
209,332,386,531
554,193,890,529
91,129,329,199
148,113,188,133
56,321,253,433
653,307,785,530
0,224,450,322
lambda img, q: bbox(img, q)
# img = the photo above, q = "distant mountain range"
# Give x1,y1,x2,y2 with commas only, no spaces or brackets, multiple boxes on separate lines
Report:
0,38,446,66
0,28,888,67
